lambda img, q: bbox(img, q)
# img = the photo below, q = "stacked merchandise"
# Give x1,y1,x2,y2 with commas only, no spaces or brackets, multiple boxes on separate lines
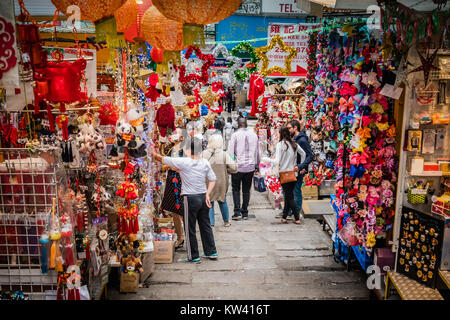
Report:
308,24,400,267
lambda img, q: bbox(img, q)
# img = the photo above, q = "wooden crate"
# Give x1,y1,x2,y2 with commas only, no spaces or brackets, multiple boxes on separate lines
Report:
302,185,318,200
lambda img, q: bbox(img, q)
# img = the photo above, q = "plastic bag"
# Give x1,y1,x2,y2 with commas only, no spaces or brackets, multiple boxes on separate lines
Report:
338,221,359,246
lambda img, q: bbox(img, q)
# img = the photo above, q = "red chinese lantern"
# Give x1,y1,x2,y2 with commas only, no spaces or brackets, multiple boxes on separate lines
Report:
150,47,164,64
141,6,185,51
151,0,242,46
123,0,153,42
114,0,139,32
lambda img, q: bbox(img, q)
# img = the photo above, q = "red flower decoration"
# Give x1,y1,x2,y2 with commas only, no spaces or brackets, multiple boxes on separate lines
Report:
179,46,215,85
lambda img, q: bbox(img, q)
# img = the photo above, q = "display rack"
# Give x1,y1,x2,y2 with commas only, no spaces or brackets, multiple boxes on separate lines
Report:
0,148,64,300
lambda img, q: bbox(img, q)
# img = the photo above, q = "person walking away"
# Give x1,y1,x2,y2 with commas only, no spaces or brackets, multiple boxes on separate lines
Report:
203,134,237,227
288,119,314,219
224,117,234,150
264,127,305,224
214,113,225,136
228,117,260,220
152,136,218,263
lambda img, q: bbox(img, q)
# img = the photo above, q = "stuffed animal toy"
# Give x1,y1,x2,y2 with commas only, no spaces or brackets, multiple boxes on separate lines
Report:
128,136,147,159
76,124,105,154
115,120,137,147
121,255,143,274
126,104,148,134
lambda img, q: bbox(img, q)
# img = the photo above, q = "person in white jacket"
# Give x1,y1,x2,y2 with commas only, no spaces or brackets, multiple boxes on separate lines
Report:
264,126,305,224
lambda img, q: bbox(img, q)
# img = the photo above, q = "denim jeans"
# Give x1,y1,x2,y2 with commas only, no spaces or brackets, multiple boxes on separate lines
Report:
209,200,230,226
293,174,305,213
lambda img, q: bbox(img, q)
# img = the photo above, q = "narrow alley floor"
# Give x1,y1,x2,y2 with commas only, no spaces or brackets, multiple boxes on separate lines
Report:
110,189,370,300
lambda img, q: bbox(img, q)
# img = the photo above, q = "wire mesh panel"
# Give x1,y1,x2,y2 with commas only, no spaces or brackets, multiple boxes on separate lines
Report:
0,148,60,299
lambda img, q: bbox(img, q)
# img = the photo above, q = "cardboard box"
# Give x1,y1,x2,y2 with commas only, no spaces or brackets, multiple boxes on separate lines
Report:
120,272,139,293
139,251,155,283
153,240,175,264
302,185,318,200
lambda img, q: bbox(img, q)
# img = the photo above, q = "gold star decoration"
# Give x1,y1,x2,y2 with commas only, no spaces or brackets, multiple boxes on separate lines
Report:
200,86,219,107
255,35,298,76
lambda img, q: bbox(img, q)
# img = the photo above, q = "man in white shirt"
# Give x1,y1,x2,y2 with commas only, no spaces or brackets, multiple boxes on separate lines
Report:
152,136,218,263
228,117,260,220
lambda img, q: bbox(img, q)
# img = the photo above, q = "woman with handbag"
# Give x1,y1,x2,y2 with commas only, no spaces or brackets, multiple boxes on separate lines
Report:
264,127,305,224
202,134,238,227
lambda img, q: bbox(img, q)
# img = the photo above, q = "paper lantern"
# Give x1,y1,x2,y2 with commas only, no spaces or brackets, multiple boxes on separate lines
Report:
141,6,185,51
150,48,164,64
51,0,127,22
123,0,152,42
114,0,139,32
151,0,242,46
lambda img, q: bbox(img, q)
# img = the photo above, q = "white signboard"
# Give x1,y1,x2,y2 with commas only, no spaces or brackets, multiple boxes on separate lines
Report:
266,23,320,77
262,0,306,14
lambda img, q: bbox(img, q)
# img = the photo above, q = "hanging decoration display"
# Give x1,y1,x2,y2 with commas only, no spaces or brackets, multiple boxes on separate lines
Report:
407,48,440,85
211,44,242,86
151,0,242,47
228,41,260,82
178,45,215,85
255,35,298,77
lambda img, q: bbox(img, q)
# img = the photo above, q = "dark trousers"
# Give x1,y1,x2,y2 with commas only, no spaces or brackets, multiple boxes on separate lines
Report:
183,194,217,260
231,171,254,216
281,181,299,220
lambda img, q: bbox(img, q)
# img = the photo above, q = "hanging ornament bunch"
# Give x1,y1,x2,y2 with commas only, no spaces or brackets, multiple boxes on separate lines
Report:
228,41,260,82
305,31,318,129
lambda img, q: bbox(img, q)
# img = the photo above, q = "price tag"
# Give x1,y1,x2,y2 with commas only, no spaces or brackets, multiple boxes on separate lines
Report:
156,97,166,104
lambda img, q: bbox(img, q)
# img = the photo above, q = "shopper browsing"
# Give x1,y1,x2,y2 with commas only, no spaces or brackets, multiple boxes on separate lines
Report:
152,136,218,263
287,119,314,219
228,117,260,220
264,127,305,224
202,134,237,228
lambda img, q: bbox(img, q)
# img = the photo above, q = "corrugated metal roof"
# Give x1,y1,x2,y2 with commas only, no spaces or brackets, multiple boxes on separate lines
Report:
14,0,61,16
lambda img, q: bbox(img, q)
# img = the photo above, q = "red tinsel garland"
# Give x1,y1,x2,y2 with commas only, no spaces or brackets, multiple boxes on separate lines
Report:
179,46,215,85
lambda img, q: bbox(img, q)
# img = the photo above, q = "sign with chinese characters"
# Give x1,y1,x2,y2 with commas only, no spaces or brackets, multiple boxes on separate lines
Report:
266,23,320,77
262,0,306,15
216,15,306,50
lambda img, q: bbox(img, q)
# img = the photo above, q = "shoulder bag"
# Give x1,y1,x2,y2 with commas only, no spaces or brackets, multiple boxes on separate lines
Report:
279,144,297,184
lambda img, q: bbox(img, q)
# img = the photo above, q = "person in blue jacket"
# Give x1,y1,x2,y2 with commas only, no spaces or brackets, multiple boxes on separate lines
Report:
287,118,314,218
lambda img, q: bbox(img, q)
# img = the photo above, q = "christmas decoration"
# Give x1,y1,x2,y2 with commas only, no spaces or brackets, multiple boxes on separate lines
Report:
255,35,298,76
